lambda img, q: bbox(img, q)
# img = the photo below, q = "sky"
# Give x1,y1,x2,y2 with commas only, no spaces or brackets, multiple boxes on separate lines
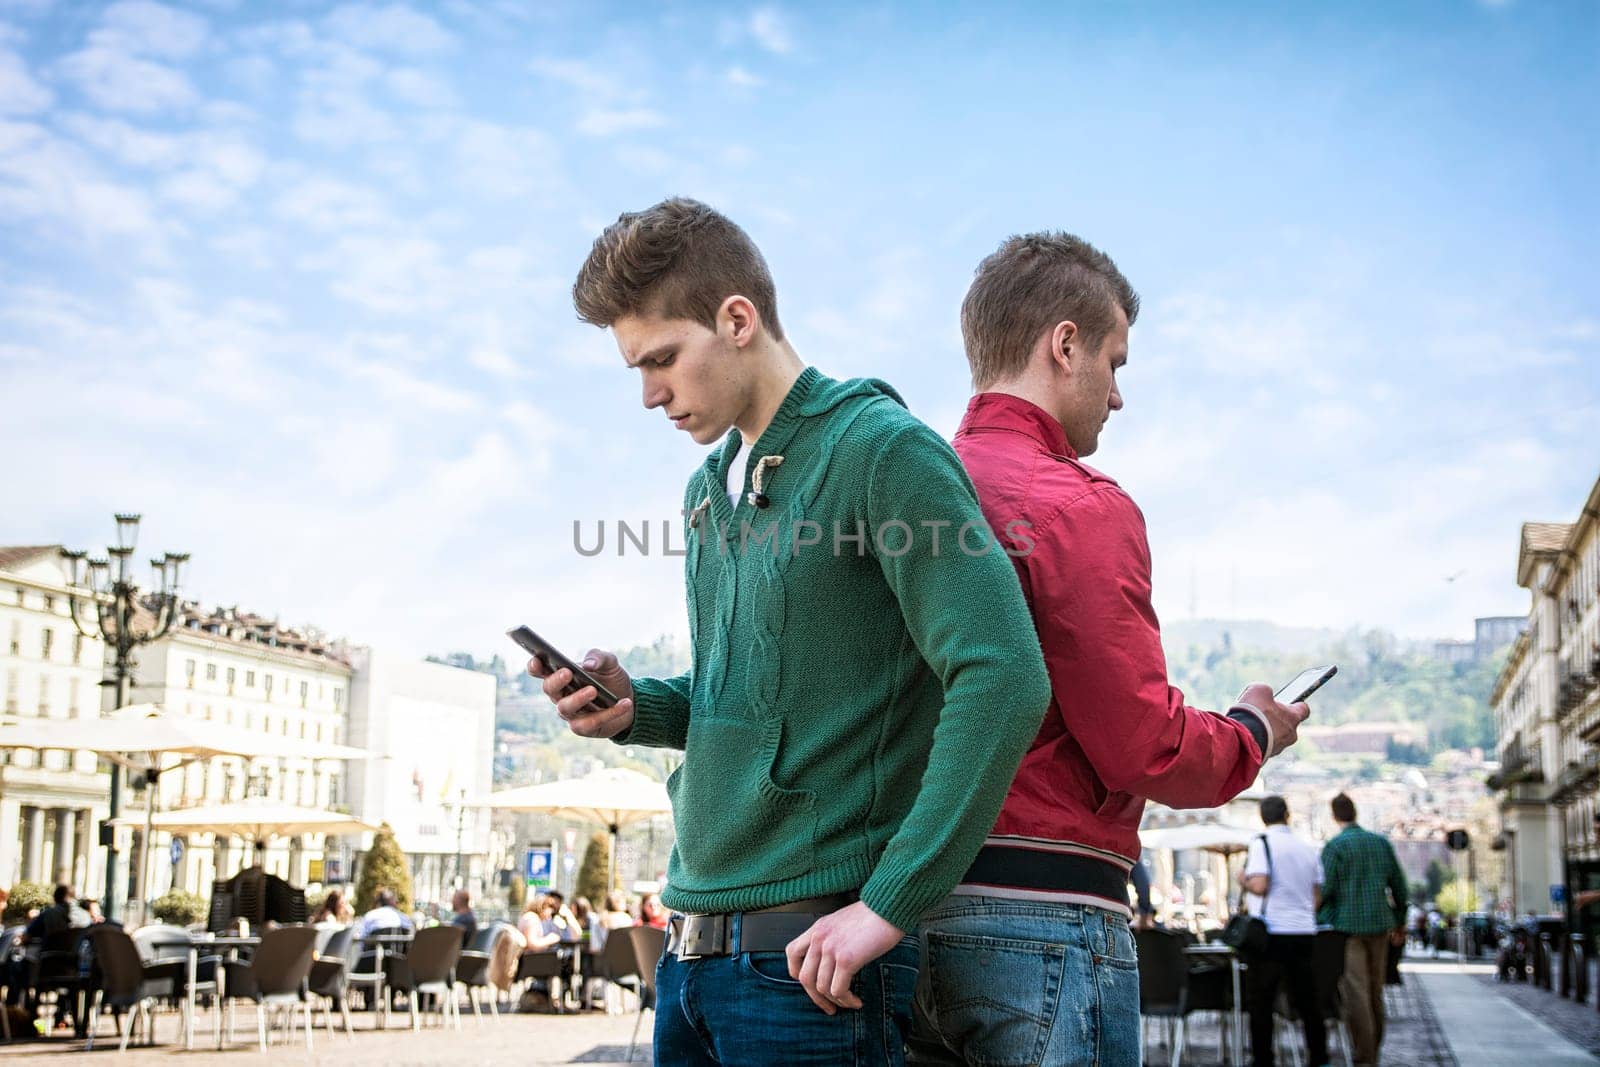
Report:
1,1,1596,662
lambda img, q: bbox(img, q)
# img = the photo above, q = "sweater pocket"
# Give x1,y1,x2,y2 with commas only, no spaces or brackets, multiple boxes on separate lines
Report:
667,717,817,892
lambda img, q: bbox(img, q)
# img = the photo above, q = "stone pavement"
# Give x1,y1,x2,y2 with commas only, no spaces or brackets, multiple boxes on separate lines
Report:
0,1007,654,1066
1408,955,1598,1066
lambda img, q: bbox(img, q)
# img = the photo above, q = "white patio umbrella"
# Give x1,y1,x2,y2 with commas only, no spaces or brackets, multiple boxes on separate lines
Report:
113,800,380,843
0,704,369,914
1139,822,1261,855
488,767,672,890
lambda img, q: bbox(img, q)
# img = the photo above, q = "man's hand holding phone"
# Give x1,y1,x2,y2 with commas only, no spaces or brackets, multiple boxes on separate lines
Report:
1231,682,1311,759
528,649,636,739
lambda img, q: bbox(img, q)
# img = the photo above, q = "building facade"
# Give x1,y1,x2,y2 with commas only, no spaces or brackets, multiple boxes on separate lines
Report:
1490,470,1600,917
0,547,109,896
126,603,355,900
344,647,496,909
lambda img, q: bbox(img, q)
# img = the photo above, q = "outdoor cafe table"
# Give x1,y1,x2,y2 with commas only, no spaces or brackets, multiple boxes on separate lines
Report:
183,933,258,1051
358,932,414,1029
1184,941,1245,1064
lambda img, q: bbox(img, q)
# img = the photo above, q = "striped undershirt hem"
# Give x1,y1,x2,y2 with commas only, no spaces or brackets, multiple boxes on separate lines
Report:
952,835,1136,920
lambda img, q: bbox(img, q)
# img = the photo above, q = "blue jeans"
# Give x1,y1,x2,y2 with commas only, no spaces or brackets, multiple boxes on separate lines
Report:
653,913,919,1066
907,896,1140,1067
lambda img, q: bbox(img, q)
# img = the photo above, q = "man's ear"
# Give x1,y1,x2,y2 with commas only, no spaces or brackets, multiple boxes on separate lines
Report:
719,295,760,347
1048,320,1081,375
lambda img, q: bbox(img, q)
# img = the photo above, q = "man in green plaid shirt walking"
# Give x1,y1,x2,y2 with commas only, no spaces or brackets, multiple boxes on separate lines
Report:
1316,792,1408,1067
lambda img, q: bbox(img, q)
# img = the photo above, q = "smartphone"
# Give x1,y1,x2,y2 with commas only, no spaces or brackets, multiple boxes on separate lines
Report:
506,626,619,709
1275,665,1338,705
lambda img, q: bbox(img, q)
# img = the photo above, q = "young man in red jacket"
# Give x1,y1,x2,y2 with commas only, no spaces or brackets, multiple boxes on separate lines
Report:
907,233,1313,1067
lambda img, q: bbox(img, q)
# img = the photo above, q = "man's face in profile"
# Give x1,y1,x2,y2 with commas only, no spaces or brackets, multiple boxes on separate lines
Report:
614,311,748,446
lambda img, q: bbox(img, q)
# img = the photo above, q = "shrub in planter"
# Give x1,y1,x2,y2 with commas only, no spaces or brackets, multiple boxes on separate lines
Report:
2,880,51,924
149,888,207,926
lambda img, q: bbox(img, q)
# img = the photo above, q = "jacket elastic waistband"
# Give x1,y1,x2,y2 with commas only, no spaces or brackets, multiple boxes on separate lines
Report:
957,842,1131,913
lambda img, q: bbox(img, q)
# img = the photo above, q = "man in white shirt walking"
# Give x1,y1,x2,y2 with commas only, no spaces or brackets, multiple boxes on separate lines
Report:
1240,795,1326,1067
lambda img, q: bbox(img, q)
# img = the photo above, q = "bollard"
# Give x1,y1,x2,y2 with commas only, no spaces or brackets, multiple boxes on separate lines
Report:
1539,932,1554,990
1561,936,1573,998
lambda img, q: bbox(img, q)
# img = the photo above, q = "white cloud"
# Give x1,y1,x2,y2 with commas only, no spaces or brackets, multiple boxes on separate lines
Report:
274,175,393,230
576,108,666,137
748,8,794,55
323,4,458,57
98,1,210,59
451,119,559,199
726,65,764,88
59,45,198,114
0,48,52,114
529,56,624,101
385,66,458,108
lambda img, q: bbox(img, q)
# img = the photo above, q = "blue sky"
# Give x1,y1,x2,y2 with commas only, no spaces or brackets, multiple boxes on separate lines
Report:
2,1,1595,660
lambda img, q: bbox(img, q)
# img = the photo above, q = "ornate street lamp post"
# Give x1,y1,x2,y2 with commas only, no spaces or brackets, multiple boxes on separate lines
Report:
61,513,188,922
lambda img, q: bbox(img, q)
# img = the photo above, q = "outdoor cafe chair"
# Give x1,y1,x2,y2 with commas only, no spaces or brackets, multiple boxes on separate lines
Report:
0,925,21,1041
308,925,357,1035
384,926,463,1030
32,927,94,1037
130,923,222,1046
618,925,663,1063
455,922,508,1020
82,925,187,1052
514,947,571,1012
219,924,318,1051
1137,927,1198,1067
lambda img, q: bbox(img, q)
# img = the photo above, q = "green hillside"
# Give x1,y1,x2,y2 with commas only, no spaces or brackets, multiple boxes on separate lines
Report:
1162,624,1506,754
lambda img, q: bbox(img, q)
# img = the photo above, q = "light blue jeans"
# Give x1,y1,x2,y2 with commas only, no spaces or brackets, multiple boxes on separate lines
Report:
907,896,1141,1067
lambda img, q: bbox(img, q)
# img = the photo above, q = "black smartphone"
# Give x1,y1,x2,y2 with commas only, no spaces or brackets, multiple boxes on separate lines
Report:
506,626,619,709
1275,665,1338,705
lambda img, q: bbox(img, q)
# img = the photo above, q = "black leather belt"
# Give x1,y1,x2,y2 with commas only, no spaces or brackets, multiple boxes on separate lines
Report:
666,892,858,960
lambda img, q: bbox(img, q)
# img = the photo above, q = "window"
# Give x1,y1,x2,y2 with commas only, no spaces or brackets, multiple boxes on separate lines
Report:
39,628,52,660
36,675,49,716
42,594,53,611
68,677,80,717
226,667,235,693
262,715,270,734
205,663,216,682
245,670,255,687
72,633,83,665
299,680,308,708
264,674,274,698
14,588,22,606
333,687,343,711
8,621,18,655
299,721,307,739
6,668,19,714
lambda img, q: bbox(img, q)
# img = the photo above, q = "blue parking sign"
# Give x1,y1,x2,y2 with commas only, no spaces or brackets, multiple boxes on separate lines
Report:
524,845,555,889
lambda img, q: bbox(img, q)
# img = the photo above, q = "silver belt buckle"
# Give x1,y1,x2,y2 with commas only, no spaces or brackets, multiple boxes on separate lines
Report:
672,913,729,960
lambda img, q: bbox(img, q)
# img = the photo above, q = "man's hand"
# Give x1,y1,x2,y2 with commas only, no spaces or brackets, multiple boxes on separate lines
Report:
784,902,905,1015
1390,926,1408,947
1235,682,1310,758
528,649,636,739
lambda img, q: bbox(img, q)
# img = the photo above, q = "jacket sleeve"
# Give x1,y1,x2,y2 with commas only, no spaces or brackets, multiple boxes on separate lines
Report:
1029,486,1262,808
612,671,691,750
855,421,1053,933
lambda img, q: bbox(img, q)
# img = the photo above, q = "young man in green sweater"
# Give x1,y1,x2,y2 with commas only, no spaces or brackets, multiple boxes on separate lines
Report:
530,197,1051,1065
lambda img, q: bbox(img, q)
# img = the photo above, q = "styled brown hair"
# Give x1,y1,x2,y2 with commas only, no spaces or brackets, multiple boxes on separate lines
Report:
573,197,784,340
1331,792,1358,823
961,232,1139,389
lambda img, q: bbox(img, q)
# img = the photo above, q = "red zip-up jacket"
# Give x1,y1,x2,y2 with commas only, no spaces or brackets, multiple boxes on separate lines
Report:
952,393,1266,915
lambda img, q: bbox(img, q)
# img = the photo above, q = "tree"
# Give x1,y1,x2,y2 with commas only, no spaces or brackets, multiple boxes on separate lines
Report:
576,831,610,904
355,823,413,913
1425,859,1455,900
507,869,527,912
1436,880,1479,919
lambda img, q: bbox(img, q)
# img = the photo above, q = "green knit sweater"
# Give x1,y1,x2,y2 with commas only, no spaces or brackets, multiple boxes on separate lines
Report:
620,367,1051,932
